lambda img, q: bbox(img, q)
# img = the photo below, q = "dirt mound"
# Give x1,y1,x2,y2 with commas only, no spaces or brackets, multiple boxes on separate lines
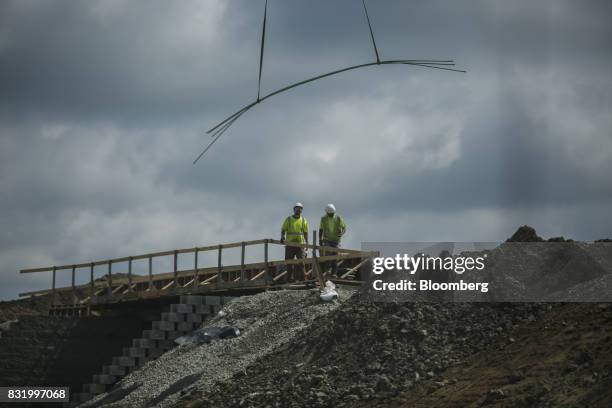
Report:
506,225,544,242
170,301,612,408
483,241,612,301
506,225,575,243
2,226,609,407
83,288,354,407
173,298,546,408
0,272,143,324
388,303,612,408
0,295,53,324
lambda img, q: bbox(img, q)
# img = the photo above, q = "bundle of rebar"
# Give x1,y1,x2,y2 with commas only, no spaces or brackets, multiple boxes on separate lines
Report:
194,0,465,164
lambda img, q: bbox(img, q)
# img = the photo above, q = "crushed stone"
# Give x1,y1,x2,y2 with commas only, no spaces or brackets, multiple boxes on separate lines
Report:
82,287,355,407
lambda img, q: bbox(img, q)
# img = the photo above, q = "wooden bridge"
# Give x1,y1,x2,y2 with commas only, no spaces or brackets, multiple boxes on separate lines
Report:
19,232,375,315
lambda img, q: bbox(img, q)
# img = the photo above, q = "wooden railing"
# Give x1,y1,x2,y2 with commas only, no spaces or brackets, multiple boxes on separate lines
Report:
19,232,375,302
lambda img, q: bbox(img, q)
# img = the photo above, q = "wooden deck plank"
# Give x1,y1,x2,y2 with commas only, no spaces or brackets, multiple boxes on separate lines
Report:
340,258,369,279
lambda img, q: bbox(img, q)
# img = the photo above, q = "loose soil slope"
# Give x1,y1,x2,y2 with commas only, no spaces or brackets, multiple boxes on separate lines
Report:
174,299,550,408
388,303,612,408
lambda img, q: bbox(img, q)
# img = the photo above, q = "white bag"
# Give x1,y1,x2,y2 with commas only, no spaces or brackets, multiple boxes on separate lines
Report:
320,280,338,302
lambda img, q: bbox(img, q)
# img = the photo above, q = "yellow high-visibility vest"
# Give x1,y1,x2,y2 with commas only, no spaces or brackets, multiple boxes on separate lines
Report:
282,216,309,244
319,214,346,243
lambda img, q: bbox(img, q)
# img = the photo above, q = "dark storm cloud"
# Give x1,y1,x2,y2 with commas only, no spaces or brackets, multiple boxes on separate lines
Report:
1,0,611,300
0,0,246,120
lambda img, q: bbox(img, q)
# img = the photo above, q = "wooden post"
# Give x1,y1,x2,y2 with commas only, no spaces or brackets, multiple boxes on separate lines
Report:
193,247,199,287
264,239,269,283
240,242,246,284
148,256,153,291
217,245,223,284
312,230,325,290
71,265,76,302
90,262,94,297
310,230,317,280
312,229,316,278
128,257,133,291
173,250,178,286
107,261,112,297
52,266,57,304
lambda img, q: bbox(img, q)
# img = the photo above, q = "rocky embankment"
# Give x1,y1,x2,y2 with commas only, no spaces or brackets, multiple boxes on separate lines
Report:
2,226,610,407
83,288,355,407
174,299,550,408
167,226,611,408
391,303,612,408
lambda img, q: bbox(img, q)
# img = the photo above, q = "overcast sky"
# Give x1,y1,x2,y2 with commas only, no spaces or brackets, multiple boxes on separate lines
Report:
1,0,611,300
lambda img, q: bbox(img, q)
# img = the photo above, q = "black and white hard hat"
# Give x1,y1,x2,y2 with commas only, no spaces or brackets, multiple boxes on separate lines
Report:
294,202,304,209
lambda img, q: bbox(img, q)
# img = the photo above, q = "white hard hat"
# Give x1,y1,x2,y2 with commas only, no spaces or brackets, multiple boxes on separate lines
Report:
325,203,336,214
294,202,304,208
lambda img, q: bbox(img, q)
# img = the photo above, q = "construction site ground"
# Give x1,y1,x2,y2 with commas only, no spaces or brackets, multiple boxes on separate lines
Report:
171,297,611,408
388,303,612,408
1,289,611,408
2,227,611,408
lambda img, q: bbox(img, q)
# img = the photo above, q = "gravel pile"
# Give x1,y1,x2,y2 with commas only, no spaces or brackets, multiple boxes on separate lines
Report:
174,298,547,408
81,226,610,408
484,241,612,302
84,288,355,407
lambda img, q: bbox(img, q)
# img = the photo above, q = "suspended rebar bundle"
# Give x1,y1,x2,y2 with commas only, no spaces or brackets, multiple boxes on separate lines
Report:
194,0,465,164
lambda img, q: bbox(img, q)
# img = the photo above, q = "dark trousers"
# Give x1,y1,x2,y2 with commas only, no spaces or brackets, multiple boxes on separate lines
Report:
321,240,339,276
285,245,304,282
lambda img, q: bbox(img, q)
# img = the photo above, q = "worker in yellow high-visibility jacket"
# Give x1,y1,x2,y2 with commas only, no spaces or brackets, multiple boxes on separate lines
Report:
318,203,347,277
280,202,309,282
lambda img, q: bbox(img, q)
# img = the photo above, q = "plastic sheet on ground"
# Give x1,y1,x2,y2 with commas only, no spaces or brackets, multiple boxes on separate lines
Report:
174,326,241,346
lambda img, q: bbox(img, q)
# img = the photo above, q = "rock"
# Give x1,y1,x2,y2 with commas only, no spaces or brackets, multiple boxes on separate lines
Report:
566,363,580,372
0,319,17,331
434,380,449,387
375,375,392,392
506,225,544,242
482,388,506,404
378,323,390,335
361,387,375,397
582,375,597,385
508,370,524,383
311,374,325,384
